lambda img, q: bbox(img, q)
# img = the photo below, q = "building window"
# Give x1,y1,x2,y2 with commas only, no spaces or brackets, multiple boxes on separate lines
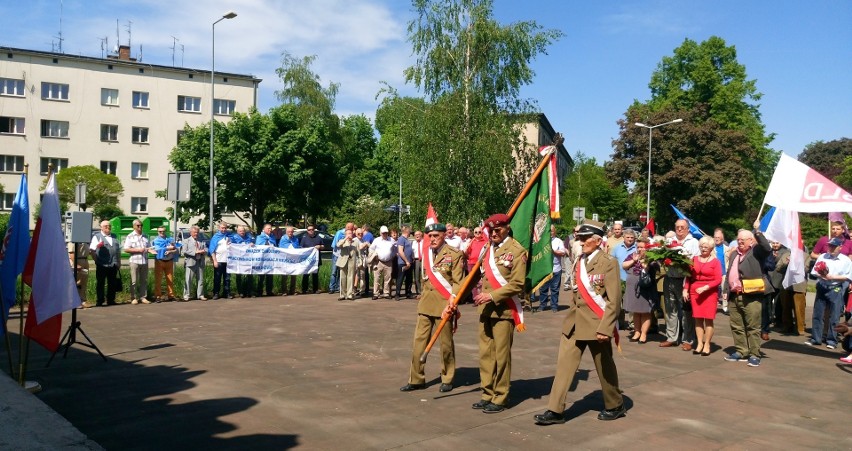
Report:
0,117,25,135
40,157,68,174
40,120,69,138
177,95,201,113
131,127,149,144
41,82,69,101
0,155,24,172
100,124,118,142
131,197,148,214
131,162,148,179
100,161,117,175
213,99,236,115
101,88,119,106
0,78,25,97
176,130,186,144
133,91,149,108
0,193,14,211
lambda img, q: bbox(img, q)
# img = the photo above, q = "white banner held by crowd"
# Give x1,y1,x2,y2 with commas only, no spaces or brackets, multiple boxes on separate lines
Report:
763,153,852,213
227,244,319,275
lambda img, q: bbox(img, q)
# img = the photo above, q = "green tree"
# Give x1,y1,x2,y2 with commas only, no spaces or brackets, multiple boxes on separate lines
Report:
562,152,629,224
43,165,123,218
799,138,852,189
380,0,562,224
610,36,778,228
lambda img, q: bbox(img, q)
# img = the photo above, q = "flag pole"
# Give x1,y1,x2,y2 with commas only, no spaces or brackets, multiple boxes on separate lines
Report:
756,203,765,223
1,288,14,379
419,136,562,363
18,165,47,393
17,166,28,386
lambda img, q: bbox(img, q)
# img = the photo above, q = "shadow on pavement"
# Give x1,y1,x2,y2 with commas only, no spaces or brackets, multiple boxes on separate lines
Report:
1,333,299,451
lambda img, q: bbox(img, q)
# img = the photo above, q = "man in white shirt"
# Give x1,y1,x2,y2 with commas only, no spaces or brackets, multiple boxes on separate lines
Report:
458,227,472,253
538,225,567,312
123,219,151,305
660,219,700,350
806,238,852,349
370,226,396,299
412,230,423,296
444,223,462,249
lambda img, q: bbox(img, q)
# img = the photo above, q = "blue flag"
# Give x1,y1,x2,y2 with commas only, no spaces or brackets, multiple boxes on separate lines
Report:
670,204,704,239
758,206,777,233
0,174,31,327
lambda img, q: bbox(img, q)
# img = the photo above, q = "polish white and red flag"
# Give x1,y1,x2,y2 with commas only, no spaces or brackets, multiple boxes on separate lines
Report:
763,153,852,214
760,207,806,288
23,172,81,352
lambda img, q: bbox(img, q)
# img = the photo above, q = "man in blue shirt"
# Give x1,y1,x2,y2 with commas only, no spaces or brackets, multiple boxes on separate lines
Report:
278,226,300,295
151,227,181,302
395,225,414,300
208,222,233,300
255,223,277,296
231,225,255,298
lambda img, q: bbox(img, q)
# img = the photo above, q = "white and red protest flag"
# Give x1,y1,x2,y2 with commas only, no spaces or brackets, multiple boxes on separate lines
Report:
23,172,82,352
763,153,852,214
760,207,806,288
537,144,560,219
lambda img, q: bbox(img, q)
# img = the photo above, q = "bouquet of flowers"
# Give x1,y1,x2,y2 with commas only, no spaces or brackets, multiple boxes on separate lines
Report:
644,240,693,273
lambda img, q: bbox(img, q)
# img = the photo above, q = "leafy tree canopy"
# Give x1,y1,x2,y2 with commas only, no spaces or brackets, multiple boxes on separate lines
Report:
798,138,852,188
562,152,629,224
43,165,123,219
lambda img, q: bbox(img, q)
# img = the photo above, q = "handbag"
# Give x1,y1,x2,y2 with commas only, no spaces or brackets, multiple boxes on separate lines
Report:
638,269,655,289
742,278,765,293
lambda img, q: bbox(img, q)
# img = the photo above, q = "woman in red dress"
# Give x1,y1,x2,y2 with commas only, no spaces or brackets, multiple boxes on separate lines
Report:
683,236,723,356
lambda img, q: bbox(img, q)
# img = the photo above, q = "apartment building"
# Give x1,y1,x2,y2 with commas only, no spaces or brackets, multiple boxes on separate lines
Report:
0,45,260,228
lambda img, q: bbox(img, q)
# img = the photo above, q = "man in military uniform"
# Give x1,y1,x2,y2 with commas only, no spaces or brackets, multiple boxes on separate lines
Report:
534,220,626,425
472,213,527,413
400,223,465,393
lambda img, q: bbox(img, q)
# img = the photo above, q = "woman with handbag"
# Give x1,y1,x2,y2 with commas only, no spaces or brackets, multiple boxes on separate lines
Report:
683,236,723,356
622,237,658,343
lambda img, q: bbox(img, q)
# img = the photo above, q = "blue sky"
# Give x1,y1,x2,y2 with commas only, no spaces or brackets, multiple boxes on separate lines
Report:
2,0,849,164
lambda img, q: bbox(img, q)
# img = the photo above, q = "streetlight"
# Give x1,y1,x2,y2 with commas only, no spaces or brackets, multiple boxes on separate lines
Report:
634,118,683,225
210,10,237,229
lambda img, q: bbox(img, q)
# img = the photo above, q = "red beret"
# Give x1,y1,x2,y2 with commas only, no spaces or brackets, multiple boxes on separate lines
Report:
485,213,510,228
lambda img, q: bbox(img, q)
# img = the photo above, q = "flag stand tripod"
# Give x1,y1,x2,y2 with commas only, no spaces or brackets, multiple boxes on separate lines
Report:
46,244,107,367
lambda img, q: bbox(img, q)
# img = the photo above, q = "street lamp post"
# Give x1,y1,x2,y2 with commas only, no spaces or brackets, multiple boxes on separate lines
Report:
210,10,237,229
634,118,683,226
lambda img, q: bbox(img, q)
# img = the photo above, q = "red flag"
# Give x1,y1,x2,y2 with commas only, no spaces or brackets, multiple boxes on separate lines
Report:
425,203,438,227
646,218,656,237
23,173,81,351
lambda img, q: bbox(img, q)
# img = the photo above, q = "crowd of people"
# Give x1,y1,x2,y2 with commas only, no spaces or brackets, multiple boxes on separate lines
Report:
68,212,852,424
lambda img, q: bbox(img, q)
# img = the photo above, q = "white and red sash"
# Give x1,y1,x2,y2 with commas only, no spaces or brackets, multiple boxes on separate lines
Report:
576,254,619,345
483,245,525,330
422,241,453,300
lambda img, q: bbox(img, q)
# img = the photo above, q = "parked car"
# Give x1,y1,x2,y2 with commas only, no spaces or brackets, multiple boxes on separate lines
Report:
293,228,335,252
175,228,210,247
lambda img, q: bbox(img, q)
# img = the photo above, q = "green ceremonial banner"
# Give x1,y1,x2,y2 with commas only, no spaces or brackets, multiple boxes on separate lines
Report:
510,167,554,293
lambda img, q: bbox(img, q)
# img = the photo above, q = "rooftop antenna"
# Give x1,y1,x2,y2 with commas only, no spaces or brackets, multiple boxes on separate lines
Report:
98,36,108,58
125,20,133,50
54,0,65,53
170,36,180,66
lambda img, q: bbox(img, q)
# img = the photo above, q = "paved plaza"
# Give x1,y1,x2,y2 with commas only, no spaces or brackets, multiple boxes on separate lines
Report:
2,291,849,450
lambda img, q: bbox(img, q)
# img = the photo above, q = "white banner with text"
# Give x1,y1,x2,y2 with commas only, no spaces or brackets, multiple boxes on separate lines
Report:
226,244,319,275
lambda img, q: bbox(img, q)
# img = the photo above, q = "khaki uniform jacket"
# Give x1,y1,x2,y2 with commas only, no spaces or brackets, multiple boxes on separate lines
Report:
564,250,622,339
419,244,465,317
479,237,528,320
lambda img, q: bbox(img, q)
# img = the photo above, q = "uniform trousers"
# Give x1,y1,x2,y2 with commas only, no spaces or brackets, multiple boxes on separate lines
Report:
546,331,622,412
408,314,455,385
729,292,763,357
478,317,514,406
129,262,148,300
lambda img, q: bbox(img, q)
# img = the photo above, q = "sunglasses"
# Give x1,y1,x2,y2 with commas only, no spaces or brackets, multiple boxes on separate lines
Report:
474,231,481,234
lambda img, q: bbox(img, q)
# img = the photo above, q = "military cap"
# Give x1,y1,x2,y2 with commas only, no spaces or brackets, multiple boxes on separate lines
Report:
484,213,511,228
424,223,447,233
575,219,606,238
